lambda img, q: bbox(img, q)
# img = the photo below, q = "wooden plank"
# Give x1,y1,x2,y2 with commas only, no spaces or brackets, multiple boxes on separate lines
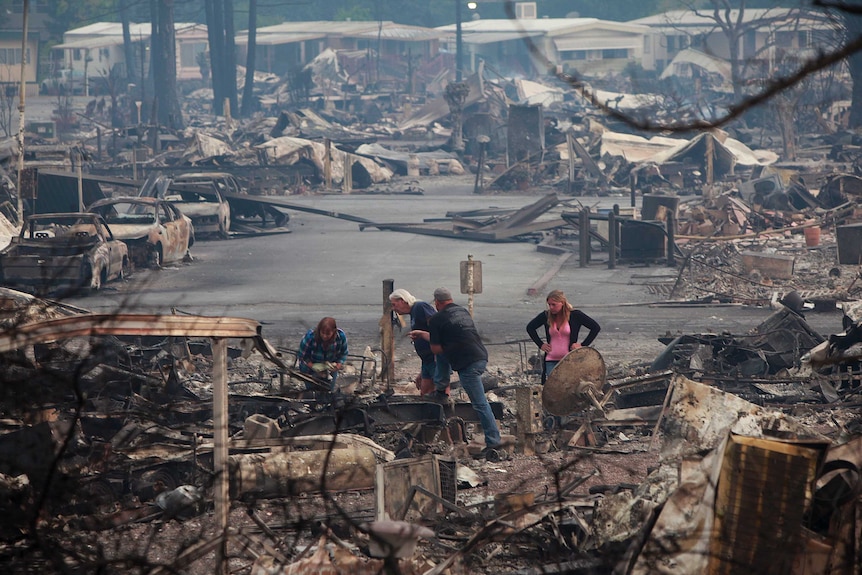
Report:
213,338,229,575
486,218,568,240
481,193,559,231
740,251,795,280
569,133,609,188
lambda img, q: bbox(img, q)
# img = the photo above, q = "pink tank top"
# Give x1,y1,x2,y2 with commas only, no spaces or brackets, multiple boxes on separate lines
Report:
546,321,571,361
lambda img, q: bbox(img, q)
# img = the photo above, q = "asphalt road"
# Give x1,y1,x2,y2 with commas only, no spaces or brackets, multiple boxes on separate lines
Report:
65,177,845,369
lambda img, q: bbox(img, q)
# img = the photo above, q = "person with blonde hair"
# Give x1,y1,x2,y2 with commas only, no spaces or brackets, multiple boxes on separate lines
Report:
526,290,600,382
389,288,450,395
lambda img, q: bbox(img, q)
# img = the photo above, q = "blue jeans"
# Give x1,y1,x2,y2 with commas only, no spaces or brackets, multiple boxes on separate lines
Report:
435,354,452,388
456,359,501,448
420,358,436,380
544,360,559,378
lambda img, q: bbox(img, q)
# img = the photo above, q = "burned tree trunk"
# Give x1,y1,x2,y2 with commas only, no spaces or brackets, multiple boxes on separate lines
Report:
153,0,183,129
223,0,238,117
205,0,225,115
119,0,137,84
240,0,257,117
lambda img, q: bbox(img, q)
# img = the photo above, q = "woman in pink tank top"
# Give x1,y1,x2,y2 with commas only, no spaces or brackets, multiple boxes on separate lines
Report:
526,289,601,382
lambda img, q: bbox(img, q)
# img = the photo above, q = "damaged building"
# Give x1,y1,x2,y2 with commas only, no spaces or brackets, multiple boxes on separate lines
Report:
2,3,862,575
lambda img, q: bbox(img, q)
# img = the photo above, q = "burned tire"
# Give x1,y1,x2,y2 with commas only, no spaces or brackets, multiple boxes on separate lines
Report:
149,245,162,269
120,256,131,280
218,218,230,240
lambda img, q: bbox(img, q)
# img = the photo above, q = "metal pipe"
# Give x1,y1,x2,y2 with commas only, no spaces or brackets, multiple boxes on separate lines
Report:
467,253,474,316
608,210,616,270
579,208,589,267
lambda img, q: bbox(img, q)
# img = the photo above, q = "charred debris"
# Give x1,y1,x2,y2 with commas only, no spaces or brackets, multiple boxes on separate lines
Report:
1,276,862,573
11,65,862,300
3,66,862,573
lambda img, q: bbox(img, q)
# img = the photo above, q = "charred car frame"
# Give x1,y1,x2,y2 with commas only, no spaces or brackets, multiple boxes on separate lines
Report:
0,213,129,294
88,197,195,269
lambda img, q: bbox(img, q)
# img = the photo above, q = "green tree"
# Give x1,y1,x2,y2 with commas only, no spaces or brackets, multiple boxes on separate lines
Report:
333,5,373,21
542,0,661,20
42,0,115,42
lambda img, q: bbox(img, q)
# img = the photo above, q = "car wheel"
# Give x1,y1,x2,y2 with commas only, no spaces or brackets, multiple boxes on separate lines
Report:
218,218,229,240
87,265,102,292
120,256,131,280
149,245,162,269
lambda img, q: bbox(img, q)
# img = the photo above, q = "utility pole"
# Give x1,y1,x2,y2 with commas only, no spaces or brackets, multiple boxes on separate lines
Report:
455,0,463,82
16,0,29,224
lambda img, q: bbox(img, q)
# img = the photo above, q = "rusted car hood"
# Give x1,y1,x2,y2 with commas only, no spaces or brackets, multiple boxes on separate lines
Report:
102,223,152,241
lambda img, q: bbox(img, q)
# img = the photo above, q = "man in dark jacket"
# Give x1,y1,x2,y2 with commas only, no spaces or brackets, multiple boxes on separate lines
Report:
412,287,502,459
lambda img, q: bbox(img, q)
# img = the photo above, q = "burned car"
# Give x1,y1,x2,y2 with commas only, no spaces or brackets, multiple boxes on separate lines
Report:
88,197,194,269
0,213,129,294
174,171,290,228
165,174,232,239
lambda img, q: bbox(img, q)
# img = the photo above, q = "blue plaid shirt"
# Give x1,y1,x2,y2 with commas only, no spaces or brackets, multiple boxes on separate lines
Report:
298,328,349,374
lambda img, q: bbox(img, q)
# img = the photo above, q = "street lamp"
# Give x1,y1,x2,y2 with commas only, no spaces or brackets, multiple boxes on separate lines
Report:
455,1,482,82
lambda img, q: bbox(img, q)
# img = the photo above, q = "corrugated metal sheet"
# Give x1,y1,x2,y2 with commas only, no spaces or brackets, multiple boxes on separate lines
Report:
462,31,543,45
54,36,126,50
238,31,325,46
33,171,109,216
57,22,203,48
256,21,384,36
0,312,286,369
62,22,133,36
554,37,640,51
437,17,598,34
240,20,442,45
354,26,443,41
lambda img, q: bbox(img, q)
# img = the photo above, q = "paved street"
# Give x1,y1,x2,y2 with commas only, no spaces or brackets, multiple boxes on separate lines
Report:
65,178,844,369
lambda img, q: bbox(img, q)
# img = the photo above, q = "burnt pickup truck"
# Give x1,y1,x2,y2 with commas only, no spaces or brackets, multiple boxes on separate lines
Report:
0,213,130,295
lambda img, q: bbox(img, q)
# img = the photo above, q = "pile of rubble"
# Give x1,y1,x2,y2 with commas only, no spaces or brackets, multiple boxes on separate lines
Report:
1,283,861,573
3,48,862,574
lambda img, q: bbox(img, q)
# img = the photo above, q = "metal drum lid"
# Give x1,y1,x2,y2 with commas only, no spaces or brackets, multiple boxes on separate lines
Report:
541,347,607,416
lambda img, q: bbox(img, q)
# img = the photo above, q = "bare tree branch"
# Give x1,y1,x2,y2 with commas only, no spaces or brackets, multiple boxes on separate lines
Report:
502,0,862,132
815,0,862,15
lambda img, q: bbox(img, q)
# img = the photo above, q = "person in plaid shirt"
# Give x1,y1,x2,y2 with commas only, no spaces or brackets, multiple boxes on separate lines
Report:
298,317,349,390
